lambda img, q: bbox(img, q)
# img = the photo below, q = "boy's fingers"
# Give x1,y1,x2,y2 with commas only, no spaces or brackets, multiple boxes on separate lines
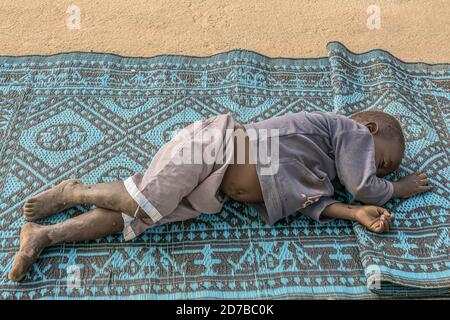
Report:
381,209,390,217
381,216,390,232
374,221,383,233
381,219,389,233
419,185,433,192
369,208,393,233
378,207,394,220
376,207,386,215
384,210,394,220
384,216,393,228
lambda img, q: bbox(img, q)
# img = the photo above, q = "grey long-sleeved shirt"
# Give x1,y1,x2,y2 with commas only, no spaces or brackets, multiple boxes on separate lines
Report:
243,111,394,225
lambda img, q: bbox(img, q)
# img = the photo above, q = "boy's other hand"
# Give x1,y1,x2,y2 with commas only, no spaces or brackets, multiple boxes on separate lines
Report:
354,205,394,233
393,173,432,199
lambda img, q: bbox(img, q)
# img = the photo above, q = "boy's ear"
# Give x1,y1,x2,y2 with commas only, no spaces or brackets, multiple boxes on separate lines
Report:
364,122,379,134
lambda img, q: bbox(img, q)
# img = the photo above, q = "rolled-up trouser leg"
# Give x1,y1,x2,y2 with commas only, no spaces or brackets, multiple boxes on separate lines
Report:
121,115,235,240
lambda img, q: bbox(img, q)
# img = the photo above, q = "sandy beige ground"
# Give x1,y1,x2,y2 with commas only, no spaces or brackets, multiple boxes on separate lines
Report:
0,0,448,63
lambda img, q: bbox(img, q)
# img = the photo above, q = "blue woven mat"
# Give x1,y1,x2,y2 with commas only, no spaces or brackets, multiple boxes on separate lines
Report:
0,42,448,299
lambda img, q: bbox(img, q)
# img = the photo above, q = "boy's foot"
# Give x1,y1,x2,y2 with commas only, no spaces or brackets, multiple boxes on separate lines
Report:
8,223,51,282
23,179,80,222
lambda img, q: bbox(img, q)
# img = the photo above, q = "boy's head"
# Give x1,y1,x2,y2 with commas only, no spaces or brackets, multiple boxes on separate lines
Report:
350,110,405,177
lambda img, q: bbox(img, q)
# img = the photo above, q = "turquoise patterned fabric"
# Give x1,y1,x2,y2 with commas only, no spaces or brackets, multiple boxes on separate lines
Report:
0,42,448,299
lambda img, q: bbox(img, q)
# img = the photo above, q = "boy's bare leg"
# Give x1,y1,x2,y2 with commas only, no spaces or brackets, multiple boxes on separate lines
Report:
23,179,139,221
8,208,124,282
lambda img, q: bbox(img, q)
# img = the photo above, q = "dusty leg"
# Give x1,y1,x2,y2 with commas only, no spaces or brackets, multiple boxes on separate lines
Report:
23,180,138,221
9,208,124,282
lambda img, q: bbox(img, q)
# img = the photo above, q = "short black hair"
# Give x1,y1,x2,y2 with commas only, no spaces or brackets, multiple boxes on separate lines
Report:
350,110,405,153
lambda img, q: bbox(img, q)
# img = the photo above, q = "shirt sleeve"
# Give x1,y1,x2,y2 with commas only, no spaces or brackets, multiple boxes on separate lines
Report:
332,129,394,206
300,196,339,223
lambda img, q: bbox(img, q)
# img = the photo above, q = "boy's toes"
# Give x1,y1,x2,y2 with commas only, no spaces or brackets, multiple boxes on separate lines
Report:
23,204,36,211
23,206,34,217
22,206,37,221
23,210,40,222
417,173,428,179
23,215,35,222
26,197,38,204
8,269,25,282
23,201,34,209
8,257,28,282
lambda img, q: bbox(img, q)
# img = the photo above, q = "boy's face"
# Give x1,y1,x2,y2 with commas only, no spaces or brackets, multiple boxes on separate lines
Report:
372,135,403,177
352,116,405,178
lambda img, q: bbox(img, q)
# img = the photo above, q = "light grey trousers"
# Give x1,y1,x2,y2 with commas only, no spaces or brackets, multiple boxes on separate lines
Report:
122,114,235,240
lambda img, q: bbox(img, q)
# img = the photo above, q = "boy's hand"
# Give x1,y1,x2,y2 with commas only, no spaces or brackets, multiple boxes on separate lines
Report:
393,173,432,199
354,205,394,233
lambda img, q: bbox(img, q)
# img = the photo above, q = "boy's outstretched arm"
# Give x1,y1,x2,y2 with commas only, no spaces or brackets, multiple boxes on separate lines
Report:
319,172,431,233
322,202,394,233
392,172,432,199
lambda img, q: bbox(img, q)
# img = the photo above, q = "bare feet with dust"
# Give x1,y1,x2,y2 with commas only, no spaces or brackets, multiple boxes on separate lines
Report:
23,179,80,221
8,223,51,282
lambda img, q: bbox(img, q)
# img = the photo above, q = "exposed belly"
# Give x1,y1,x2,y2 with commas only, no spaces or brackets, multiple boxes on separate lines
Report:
220,124,264,203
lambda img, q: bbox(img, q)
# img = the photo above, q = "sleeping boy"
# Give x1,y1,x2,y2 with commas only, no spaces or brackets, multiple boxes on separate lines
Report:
8,110,432,281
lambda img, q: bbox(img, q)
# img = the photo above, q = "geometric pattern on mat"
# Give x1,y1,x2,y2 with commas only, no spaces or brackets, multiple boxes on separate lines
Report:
0,42,448,299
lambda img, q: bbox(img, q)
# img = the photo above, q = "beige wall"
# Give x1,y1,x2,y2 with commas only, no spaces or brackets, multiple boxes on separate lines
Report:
0,0,448,63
